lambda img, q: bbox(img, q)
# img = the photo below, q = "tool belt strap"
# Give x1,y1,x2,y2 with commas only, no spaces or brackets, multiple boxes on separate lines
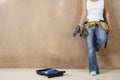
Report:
84,21,108,31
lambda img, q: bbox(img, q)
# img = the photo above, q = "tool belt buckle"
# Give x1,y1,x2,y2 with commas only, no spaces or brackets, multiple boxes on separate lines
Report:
89,22,96,27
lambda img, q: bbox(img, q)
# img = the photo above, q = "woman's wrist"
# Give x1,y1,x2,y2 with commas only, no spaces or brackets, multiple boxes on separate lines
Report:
108,24,111,28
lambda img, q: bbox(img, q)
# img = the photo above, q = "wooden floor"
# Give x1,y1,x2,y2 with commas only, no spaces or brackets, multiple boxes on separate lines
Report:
0,69,120,80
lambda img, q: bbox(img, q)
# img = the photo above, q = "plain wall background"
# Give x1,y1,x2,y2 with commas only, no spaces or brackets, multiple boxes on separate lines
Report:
0,0,119,69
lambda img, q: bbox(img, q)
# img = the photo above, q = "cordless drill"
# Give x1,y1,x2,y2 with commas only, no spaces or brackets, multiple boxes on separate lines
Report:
73,25,88,38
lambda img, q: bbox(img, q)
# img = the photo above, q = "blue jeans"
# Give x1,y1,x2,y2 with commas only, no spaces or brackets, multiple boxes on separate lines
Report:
86,26,107,73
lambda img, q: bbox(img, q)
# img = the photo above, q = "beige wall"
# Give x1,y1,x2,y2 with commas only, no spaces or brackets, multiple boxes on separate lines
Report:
0,0,119,69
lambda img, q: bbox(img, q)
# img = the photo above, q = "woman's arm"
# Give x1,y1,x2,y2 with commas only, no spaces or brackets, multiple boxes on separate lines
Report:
104,0,112,30
80,0,87,28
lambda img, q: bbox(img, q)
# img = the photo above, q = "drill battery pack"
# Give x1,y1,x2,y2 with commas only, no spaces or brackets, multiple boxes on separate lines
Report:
36,68,66,78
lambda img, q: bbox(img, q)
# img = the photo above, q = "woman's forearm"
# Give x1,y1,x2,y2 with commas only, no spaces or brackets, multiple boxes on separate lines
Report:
106,11,111,28
80,0,87,28
80,12,86,27
105,0,112,29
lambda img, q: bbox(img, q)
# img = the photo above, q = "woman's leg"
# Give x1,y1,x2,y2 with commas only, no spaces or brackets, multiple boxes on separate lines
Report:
95,26,107,52
86,27,99,73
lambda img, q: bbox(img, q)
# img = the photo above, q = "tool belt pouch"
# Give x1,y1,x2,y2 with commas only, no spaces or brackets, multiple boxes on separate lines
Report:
100,21,108,31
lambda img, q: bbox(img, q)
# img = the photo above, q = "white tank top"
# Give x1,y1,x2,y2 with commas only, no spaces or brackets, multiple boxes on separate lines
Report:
87,0,104,22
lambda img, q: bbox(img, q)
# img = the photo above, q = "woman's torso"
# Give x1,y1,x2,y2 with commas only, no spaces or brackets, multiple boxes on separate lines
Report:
86,0,104,22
